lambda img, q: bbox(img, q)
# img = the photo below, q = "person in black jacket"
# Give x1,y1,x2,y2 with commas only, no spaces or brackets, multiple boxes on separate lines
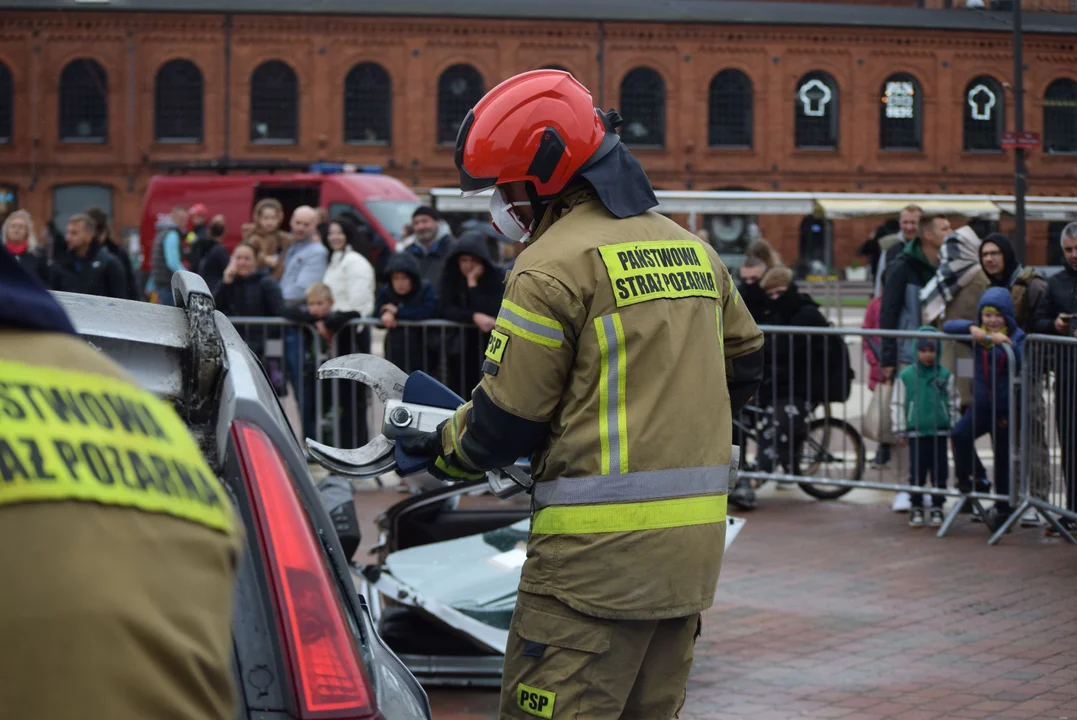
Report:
879,214,949,379
86,206,138,301
438,230,505,399
755,266,852,475
377,252,438,375
214,241,285,360
2,210,49,285
197,215,231,294
49,214,128,299
1033,223,1077,530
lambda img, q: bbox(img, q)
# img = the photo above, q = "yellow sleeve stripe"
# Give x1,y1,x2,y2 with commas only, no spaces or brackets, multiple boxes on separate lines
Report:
501,300,563,331
496,301,564,349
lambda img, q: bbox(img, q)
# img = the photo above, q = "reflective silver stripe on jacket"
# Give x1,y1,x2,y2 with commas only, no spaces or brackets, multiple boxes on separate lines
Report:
532,465,730,510
497,304,565,345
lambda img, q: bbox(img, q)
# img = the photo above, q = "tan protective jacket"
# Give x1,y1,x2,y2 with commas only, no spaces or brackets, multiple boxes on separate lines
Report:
443,188,763,620
0,330,239,720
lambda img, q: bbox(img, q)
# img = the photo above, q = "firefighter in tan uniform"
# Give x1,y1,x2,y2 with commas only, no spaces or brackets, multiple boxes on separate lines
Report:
402,70,765,718
0,246,240,720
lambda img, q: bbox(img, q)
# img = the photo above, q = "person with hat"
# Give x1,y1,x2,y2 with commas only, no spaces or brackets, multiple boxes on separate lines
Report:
398,69,764,719
401,205,455,286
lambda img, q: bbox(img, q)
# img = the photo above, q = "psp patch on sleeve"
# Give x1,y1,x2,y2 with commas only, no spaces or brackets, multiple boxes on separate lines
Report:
485,329,509,363
517,683,555,719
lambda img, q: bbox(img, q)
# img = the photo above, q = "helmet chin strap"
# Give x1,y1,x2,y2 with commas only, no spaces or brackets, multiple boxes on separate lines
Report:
524,182,548,232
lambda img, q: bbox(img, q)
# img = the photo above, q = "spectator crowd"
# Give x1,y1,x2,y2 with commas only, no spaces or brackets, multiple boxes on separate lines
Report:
726,211,1077,538
2,202,509,447
5,199,1076,535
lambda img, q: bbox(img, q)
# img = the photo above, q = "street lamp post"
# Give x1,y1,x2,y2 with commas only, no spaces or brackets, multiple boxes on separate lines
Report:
1012,0,1027,264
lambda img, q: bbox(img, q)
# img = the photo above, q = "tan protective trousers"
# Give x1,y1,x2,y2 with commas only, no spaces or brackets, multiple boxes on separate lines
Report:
500,591,700,720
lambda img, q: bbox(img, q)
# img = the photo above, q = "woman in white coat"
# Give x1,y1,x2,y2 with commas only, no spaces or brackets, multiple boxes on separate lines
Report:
321,215,376,447
323,216,376,317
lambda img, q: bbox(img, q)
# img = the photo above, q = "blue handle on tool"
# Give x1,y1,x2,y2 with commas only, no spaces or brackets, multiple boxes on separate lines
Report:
394,371,466,477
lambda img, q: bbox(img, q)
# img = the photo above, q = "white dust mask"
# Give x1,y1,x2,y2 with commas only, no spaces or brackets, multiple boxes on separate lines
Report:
489,188,534,244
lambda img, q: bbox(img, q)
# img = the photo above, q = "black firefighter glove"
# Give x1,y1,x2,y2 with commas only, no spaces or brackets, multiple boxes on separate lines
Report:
396,421,485,482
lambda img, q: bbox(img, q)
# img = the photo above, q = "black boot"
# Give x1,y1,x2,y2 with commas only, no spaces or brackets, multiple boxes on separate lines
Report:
729,478,757,511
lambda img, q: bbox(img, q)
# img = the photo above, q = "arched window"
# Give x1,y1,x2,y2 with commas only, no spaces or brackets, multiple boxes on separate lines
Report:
1044,78,1077,155
794,71,839,149
59,59,108,142
963,76,1004,152
437,64,484,145
344,62,391,145
154,59,203,143
880,73,922,151
708,69,753,148
250,60,298,143
0,62,11,143
619,67,665,147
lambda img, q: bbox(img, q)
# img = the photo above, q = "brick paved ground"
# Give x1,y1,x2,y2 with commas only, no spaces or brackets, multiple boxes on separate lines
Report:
349,481,1076,720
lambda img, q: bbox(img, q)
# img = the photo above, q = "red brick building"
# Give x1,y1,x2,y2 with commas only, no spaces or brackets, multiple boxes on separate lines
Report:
2,0,1077,266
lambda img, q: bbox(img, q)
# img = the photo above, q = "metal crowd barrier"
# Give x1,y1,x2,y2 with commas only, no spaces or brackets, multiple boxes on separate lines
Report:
224,315,1074,547
995,334,1077,544
228,316,487,450
740,325,1020,543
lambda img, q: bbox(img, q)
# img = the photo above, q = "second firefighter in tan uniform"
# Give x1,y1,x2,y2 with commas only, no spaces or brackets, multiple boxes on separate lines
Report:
407,69,766,720
0,246,240,720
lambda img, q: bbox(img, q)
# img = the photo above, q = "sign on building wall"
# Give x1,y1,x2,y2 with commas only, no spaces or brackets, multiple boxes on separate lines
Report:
968,84,997,121
798,79,832,117
884,81,915,119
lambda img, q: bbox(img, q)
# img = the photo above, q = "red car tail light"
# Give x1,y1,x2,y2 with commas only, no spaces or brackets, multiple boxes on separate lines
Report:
232,421,378,719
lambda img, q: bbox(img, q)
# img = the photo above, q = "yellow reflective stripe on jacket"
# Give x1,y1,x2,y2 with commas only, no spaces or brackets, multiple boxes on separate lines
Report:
496,300,564,348
716,306,724,357
595,314,628,475
0,359,234,535
434,456,484,480
532,494,728,535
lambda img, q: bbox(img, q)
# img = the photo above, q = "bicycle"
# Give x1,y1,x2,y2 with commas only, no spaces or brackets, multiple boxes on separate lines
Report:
733,401,866,500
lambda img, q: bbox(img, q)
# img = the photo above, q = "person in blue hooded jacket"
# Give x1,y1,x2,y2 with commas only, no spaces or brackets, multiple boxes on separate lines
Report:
942,286,1026,531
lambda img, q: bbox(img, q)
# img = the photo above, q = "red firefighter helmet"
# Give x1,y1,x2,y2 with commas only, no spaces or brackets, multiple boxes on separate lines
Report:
455,70,621,199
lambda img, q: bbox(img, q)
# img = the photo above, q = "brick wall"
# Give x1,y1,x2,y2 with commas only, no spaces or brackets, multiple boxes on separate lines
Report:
1,9,1075,267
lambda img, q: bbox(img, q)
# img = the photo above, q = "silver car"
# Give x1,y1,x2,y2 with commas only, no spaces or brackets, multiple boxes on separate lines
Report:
58,272,431,720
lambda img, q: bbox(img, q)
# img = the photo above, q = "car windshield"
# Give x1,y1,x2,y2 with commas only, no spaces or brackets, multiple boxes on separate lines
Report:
366,200,422,240
375,516,746,654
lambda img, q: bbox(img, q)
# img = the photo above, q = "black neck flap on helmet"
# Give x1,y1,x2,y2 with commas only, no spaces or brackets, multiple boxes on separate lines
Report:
578,109,658,219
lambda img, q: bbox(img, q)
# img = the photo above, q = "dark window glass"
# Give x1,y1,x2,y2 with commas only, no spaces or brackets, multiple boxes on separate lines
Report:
250,60,298,143
880,73,922,150
963,76,1004,152
1044,78,1077,155
794,71,838,149
437,64,484,146
0,62,11,143
619,67,665,147
1047,222,1068,267
344,62,391,145
708,69,753,148
154,59,203,143
59,59,108,142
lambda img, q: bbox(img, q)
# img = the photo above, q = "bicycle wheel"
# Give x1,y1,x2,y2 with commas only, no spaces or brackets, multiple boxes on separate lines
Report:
797,417,865,500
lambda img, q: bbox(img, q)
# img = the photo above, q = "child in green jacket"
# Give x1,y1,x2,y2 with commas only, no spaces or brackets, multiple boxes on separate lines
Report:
890,326,961,528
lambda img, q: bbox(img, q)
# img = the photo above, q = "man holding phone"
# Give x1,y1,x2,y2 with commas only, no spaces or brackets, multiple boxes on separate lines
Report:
1034,222,1077,532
